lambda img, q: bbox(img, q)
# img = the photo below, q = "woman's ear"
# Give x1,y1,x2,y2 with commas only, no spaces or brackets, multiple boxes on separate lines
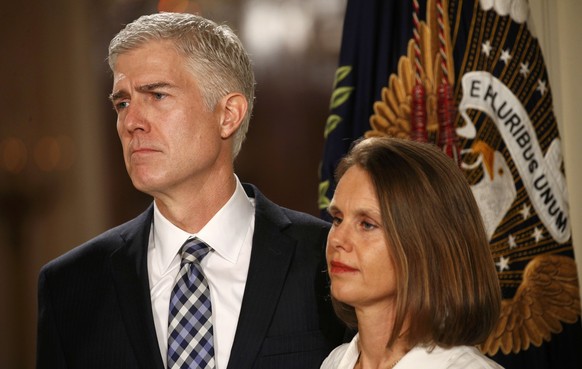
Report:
219,92,248,139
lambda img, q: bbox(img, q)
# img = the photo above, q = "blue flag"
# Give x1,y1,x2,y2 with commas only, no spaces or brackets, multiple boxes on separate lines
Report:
319,1,582,368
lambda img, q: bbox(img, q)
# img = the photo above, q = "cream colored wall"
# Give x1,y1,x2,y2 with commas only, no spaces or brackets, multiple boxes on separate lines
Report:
530,0,582,294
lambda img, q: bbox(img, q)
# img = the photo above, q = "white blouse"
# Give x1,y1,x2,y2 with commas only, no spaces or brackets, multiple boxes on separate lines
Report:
320,334,504,369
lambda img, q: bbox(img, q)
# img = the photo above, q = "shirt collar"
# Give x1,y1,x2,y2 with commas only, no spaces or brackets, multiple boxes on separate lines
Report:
153,177,254,271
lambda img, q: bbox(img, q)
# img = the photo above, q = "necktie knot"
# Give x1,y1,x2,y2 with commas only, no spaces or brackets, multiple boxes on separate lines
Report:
180,238,211,266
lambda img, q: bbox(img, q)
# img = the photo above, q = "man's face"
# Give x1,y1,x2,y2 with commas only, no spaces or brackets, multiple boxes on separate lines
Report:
110,40,227,199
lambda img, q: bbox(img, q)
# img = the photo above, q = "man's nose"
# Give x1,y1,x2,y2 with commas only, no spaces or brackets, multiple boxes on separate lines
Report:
122,103,149,133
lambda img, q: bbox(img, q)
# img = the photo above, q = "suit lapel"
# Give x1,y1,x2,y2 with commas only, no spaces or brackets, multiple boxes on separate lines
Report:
109,206,165,369
227,185,296,369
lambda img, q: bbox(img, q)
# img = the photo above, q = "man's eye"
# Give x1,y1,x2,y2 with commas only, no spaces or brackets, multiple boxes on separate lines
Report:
114,101,129,111
153,92,166,100
331,216,342,226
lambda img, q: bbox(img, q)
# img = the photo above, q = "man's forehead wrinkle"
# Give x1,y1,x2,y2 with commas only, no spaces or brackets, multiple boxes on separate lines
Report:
113,72,127,85
110,79,175,100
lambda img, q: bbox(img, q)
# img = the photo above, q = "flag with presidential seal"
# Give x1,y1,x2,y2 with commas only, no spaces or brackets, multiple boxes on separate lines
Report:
319,0,582,368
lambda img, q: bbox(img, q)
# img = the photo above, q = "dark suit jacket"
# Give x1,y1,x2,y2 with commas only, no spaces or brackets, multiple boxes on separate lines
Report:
36,184,344,369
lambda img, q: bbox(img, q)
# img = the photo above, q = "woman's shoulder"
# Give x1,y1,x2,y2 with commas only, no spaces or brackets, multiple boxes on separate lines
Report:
397,345,504,369
320,334,360,369
320,343,350,369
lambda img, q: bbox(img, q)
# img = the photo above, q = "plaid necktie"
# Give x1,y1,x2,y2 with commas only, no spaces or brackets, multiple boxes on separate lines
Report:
167,238,215,369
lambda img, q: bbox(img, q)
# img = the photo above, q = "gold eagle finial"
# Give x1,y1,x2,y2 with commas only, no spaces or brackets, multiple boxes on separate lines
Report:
367,0,455,140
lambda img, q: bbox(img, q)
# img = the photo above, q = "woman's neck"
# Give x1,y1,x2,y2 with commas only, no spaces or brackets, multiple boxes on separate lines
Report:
355,305,409,369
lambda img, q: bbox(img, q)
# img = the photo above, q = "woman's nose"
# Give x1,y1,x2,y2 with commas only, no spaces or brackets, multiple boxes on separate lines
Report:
327,222,352,252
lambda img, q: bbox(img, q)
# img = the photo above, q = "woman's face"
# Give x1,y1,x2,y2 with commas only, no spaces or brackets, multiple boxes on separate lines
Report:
326,165,397,310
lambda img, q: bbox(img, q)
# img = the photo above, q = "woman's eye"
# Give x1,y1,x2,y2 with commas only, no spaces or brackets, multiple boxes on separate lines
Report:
361,221,376,230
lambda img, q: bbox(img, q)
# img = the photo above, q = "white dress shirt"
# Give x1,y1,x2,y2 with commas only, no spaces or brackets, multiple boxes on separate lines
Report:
320,333,505,369
147,178,255,369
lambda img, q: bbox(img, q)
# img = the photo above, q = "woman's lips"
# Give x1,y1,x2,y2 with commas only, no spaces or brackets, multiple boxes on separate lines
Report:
329,261,358,274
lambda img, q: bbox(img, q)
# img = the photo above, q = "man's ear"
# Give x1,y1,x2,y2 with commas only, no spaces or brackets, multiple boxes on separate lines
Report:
219,92,248,139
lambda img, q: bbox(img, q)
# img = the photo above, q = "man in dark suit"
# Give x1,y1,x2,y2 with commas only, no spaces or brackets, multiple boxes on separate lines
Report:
36,12,344,369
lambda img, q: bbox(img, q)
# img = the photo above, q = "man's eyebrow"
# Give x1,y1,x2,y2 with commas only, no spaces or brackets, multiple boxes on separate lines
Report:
136,82,173,92
109,90,128,102
109,82,175,101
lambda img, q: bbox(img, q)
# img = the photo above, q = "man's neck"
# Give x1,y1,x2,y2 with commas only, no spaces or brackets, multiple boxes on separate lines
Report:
153,173,237,233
